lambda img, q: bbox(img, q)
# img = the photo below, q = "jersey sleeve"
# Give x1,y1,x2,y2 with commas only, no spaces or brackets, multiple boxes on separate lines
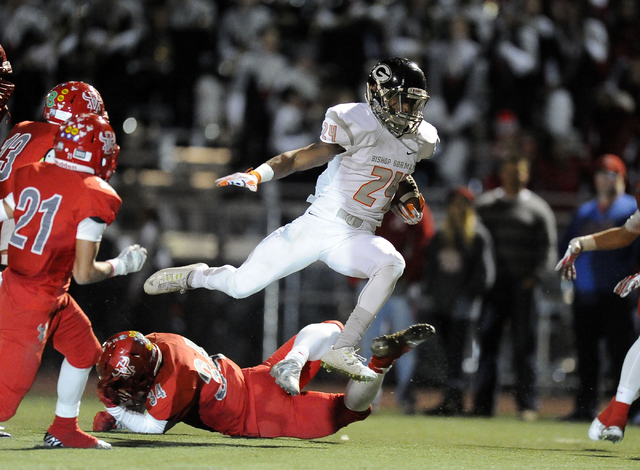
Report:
83,176,122,225
320,103,381,149
415,121,439,161
76,217,107,241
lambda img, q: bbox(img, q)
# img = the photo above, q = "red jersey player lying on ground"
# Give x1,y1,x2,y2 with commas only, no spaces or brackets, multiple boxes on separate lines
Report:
0,113,147,448
556,183,640,444
93,321,435,438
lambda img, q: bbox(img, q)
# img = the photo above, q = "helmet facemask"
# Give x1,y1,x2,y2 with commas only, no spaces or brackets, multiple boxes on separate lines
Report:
365,58,430,137
367,84,429,137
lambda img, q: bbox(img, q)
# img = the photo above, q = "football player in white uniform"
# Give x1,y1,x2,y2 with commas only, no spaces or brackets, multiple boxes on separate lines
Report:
144,58,439,383
557,191,640,444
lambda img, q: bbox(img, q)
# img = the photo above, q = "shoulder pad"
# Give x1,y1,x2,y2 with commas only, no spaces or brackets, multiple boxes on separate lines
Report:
84,176,122,225
322,103,382,148
409,121,439,160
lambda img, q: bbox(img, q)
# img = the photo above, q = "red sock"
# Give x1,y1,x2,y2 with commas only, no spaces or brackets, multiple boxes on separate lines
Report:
368,356,393,373
47,416,99,448
597,397,616,424
608,401,630,430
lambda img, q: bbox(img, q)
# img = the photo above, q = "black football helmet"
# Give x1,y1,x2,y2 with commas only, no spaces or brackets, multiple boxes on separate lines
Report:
365,58,429,137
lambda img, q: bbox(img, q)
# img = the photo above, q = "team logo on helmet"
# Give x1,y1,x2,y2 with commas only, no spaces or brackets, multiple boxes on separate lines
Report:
99,130,116,153
372,64,392,83
82,90,101,113
114,355,136,378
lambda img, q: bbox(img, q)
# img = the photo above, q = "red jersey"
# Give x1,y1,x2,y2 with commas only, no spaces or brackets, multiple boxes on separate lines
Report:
0,121,59,258
144,333,249,435
141,329,369,439
5,162,121,297
0,121,58,198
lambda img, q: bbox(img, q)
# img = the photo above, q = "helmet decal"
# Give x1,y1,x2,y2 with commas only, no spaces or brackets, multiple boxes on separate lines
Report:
99,130,116,153
114,355,136,378
372,64,392,83
82,90,101,113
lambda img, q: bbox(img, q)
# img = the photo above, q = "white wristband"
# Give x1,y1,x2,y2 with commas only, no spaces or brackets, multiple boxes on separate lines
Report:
577,235,597,251
107,258,126,277
253,163,274,183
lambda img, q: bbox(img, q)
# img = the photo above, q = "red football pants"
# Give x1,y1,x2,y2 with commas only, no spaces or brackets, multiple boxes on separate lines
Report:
0,280,101,422
243,320,370,439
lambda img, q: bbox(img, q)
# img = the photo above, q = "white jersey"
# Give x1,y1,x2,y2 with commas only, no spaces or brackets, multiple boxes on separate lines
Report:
308,102,439,228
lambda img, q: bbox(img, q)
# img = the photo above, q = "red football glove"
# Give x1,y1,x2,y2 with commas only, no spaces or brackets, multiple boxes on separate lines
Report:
93,411,117,432
0,44,11,75
0,44,14,123
555,238,582,281
0,78,14,122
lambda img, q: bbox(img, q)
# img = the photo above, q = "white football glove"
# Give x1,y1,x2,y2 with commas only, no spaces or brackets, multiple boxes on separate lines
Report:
555,238,582,281
107,244,147,277
391,194,425,225
614,272,640,298
215,172,259,192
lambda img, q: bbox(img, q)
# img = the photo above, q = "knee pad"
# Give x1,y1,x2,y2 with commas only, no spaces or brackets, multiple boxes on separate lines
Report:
375,261,405,284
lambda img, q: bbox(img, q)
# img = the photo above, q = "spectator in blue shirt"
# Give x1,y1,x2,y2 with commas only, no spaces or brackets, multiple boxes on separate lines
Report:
560,154,640,422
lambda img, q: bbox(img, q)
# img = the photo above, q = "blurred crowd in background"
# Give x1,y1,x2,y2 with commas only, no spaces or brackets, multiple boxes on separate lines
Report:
2,0,640,414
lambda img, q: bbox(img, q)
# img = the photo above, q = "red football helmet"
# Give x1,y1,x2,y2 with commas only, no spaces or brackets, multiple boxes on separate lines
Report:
97,331,162,406
53,113,119,181
43,81,106,125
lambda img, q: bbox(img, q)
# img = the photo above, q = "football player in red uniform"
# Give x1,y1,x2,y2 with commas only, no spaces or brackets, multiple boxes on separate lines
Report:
92,321,435,438
0,80,107,267
0,114,148,448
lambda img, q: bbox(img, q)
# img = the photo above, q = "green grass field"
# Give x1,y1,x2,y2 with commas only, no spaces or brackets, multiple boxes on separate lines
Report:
2,392,639,470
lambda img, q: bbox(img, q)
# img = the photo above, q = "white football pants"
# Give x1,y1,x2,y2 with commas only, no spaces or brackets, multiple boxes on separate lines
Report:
199,212,405,317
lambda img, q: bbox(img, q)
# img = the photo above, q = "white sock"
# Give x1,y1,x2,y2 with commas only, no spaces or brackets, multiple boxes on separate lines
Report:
284,323,341,366
344,371,386,412
55,359,91,418
333,306,374,349
617,337,640,404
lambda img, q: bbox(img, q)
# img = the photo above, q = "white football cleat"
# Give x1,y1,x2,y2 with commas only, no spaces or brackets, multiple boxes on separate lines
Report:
144,263,208,295
602,426,624,444
588,417,606,441
270,358,302,396
588,417,625,443
321,346,377,382
43,432,111,449
0,425,11,438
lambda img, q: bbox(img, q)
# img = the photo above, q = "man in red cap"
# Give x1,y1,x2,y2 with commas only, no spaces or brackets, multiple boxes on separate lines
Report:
557,153,640,422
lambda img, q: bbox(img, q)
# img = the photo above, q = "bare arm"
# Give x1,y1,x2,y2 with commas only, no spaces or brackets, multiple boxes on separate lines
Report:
215,142,345,191
591,225,639,250
265,142,345,180
73,239,113,285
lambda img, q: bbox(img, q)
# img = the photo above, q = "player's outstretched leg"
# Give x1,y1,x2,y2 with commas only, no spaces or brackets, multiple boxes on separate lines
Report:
0,425,10,437
270,359,302,396
369,323,436,372
144,263,209,295
344,323,435,412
